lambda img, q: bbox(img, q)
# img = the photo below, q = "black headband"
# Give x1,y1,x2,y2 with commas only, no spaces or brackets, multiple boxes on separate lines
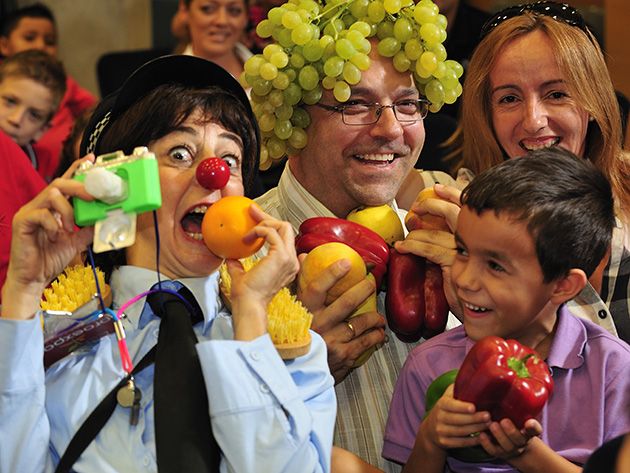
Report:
480,1,590,40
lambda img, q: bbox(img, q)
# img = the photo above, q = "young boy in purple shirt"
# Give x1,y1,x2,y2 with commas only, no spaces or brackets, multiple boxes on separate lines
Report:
383,147,630,472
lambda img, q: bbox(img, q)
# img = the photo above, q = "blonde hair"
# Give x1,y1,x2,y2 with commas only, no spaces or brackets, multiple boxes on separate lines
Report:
451,13,630,219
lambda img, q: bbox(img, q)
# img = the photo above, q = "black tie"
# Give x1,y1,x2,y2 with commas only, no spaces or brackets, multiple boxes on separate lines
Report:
148,285,220,472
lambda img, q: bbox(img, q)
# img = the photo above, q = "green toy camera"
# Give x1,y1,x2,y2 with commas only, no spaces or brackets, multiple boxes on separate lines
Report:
73,146,161,252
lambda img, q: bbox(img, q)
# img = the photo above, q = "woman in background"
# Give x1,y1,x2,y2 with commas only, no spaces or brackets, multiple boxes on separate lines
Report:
174,0,251,79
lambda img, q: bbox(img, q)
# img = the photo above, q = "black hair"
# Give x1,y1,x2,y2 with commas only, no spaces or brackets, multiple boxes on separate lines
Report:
53,105,94,178
0,49,66,113
460,147,615,282
1,3,55,37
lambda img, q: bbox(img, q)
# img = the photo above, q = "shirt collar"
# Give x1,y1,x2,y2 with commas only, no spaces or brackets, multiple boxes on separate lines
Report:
276,163,403,232
458,305,586,369
546,304,587,370
110,265,222,330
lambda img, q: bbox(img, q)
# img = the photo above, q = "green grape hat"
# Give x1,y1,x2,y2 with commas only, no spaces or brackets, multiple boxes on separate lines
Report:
242,0,464,169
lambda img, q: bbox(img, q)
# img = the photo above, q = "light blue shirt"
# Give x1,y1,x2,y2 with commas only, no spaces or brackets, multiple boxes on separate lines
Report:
0,265,336,473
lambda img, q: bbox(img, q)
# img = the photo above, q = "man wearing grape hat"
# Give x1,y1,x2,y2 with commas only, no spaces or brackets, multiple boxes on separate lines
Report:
248,0,463,470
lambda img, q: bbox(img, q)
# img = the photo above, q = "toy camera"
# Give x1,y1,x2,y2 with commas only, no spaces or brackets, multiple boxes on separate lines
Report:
73,146,161,252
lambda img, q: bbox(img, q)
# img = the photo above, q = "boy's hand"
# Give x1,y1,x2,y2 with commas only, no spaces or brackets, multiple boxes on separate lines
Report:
478,418,542,461
420,385,491,450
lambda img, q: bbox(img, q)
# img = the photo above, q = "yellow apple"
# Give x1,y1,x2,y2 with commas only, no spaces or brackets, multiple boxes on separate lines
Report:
298,242,366,305
346,204,404,245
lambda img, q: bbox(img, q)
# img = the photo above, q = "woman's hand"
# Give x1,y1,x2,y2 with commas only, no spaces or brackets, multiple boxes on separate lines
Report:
2,158,96,320
228,205,299,341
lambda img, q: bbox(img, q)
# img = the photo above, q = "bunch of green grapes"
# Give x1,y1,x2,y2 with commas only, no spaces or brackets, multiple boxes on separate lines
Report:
242,0,463,169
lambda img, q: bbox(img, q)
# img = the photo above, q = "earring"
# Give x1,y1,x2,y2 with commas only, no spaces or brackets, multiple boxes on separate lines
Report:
588,116,595,122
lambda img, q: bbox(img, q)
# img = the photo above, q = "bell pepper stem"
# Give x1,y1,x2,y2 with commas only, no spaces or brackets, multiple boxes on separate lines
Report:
507,354,535,378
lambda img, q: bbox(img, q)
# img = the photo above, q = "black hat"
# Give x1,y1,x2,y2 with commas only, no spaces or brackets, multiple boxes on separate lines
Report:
80,54,259,159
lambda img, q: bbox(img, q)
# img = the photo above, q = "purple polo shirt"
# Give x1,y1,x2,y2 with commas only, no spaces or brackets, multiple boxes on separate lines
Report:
383,305,630,471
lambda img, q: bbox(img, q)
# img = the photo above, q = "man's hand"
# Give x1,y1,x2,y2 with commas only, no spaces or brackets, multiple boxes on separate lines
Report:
396,184,463,317
298,258,386,383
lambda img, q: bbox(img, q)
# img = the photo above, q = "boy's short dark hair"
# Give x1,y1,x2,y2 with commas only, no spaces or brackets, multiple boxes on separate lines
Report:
0,49,66,114
461,147,615,282
0,3,56,37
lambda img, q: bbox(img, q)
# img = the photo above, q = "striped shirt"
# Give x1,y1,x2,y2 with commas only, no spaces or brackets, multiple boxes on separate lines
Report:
581,219,630,343
256,164,460,471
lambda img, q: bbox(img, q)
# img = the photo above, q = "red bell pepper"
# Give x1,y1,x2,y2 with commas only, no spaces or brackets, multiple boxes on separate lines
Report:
385,249,425,342
385,249,449,342
296,217,389,288
422,262,449,338
454,336,554,429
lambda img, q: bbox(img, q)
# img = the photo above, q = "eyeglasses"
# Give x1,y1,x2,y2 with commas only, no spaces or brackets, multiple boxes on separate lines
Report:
313,99,430,126
480,1,590,40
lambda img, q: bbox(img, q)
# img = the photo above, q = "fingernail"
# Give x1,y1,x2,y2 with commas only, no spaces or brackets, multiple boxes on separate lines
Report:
337,259,351,271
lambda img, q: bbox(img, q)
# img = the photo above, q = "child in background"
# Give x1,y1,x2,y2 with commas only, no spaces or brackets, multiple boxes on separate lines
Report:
0,49,65,181
0,131,45,299
383,147,630,472
0,2,96,175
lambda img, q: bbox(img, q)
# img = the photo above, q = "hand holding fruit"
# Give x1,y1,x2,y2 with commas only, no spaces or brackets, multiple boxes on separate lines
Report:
202,196,299,341
405,185,462,233
422,336,553,462
297,241,385,379
397,185,463,318
345,200,450,341
295,217,389,288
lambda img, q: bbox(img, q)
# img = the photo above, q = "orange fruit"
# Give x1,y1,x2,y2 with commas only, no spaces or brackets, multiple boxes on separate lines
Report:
298,242,366,305
201,196,264,259
405,188,449,232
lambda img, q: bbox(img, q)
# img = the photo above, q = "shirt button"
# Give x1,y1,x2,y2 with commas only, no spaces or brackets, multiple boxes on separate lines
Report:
260,383,270,394
143,456,150,466
598,310,608,319
250,351,260,361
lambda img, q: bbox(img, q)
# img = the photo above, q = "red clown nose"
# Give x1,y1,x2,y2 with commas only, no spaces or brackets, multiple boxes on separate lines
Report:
196,157,230,190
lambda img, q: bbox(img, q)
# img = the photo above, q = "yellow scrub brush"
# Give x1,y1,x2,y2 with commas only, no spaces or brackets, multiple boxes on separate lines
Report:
219,258,313,359
41,264,112,312
41,264,114,367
